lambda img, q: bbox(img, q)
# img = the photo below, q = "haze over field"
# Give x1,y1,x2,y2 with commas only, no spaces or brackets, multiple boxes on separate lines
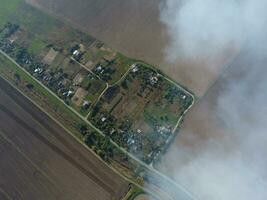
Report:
156,0,267,199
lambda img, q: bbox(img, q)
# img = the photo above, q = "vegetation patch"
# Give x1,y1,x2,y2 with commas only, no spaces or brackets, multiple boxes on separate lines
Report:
0,0,22,27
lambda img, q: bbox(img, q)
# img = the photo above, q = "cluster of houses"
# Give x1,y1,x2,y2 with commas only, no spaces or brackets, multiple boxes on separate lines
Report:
0,39,15,53
70,45,83,61
0,24,33,67
0,24,90,111
1,23,188,165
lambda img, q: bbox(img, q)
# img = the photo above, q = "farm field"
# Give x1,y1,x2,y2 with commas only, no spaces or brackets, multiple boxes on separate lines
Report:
0,77,128,200
25,0,238,96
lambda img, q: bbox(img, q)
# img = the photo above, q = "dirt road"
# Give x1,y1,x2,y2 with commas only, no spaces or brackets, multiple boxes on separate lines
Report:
0,77,128,200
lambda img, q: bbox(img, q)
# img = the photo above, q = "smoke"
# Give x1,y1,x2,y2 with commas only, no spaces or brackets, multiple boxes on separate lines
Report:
160,61,267,200
151,0,267,200
160,0,267,61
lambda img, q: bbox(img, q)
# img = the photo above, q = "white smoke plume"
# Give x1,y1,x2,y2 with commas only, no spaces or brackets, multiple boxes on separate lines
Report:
160,0,267,61
152,0,267,200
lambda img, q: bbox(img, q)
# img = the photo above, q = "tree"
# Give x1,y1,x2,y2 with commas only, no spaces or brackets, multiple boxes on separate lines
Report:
14,73,20,84
84,132,94,145
26,83,34,90
77,123,88,135
121,80,128,89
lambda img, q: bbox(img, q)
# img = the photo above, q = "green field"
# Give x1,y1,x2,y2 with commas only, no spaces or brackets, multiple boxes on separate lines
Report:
0,0,94,54
0,0,57,34
0,0,22,27
28,38,47,55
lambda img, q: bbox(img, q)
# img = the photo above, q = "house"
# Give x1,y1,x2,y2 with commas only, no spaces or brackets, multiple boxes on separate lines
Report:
63,90,74,97
34,68,43,74
96,65,102,72
101,117,107,122
132,65,139,73
181,94,187,100
83,100,91,109
150,76,158,85
73,50,80,56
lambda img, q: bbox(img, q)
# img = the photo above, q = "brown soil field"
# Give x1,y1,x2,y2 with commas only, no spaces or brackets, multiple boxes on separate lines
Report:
0,77,128,200
42,48,58,65
24,0,236,96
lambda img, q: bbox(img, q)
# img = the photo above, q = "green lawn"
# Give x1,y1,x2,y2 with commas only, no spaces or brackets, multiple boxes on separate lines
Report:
28,38,47,55
1,1,94,50
0,0,22,27
127,186,144,200
0,0,59,34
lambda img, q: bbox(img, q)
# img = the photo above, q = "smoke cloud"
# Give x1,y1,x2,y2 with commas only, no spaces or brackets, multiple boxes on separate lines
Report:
160,0,267,61
152,0,267,200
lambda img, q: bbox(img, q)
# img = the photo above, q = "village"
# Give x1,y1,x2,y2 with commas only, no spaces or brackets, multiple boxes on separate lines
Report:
0,22,130,115
89,63,194,163
0,22,194,164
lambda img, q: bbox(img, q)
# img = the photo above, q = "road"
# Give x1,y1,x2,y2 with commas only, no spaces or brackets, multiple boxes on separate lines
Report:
73,55,195,135
74,57,135,119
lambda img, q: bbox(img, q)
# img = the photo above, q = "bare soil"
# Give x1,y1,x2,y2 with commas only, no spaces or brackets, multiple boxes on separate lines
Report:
0,77,128,200
72,87,88,106
42,48,58,65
